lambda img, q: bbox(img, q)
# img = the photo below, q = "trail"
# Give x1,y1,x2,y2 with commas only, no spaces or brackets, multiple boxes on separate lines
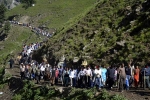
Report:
3,62,150,100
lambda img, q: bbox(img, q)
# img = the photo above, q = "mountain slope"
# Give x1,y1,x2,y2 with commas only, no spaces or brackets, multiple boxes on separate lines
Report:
6,0,97,30
34,0,150,65
0,25,42,65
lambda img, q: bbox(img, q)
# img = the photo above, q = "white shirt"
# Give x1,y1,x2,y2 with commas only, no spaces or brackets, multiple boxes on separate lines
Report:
78,70,85,78
69,70,75,78
85,68,92,76
40,66,45,71
20,65,25,72
94,69,101,77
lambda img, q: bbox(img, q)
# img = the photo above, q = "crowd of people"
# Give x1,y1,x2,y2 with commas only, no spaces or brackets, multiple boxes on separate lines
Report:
9,20,54,38
16,42,150,92
7,20,150,92
7,38,149,92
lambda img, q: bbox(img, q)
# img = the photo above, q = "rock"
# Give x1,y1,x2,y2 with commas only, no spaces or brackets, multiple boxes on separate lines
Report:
55,87,64,93
126,6,131,11
116,40,126,46
130,20,136,26
0,92,3,95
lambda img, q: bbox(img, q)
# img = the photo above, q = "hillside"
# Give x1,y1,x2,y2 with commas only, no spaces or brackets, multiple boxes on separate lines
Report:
6,0,97,31
34,0,150,66
0,25,42,65
0,0,20,9
0,0,98,65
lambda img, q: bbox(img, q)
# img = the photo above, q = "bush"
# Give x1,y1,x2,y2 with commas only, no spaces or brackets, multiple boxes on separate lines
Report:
12,94,22,100
110,95,127,100
3,21,11,33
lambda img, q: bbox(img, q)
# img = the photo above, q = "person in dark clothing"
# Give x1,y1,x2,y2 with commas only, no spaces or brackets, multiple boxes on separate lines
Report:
35,67,41,84
63,67,70,87
107,64,115,89
125,64,132,90
141,65,150,88
9,58,15,69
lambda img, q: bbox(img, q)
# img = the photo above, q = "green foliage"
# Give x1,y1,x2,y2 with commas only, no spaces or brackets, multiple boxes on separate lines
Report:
21,0,36,9
0,67,10,89
3,21,11,33
110,95,127,100
0,4,7,24
0,25,42,65
12,94,22,100
97,89,110,100
33,0,150,65
13,83,127,100
6,0,96,30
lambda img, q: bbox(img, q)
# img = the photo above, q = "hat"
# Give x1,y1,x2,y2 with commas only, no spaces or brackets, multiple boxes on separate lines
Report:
81,60,87,66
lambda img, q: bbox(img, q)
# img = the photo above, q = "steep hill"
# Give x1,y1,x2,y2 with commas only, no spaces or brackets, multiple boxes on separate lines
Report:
0,25,42,65
0,0,97,65
34,0,150,66
6,0,97,30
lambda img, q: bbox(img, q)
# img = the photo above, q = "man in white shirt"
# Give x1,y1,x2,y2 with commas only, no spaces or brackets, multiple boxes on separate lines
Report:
85,66,92,88
69,67,75,87
94,66,102,90
78,67,85,88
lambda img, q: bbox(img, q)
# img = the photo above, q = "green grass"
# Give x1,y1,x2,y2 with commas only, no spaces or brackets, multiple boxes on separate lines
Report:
0,25,42,65
6,0,97,30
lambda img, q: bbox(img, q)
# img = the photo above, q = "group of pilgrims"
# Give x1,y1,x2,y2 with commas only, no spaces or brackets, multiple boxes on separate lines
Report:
8,19,150,92
16,41,150,92
9,20,54,38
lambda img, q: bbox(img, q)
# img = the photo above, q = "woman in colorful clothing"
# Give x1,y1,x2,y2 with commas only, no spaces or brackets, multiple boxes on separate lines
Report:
134,65,140,88
101,65,107,87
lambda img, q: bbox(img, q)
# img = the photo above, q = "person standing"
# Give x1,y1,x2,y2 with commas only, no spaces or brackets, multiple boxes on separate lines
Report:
51,67,56,86
20,63,25,80
55,67,59,85
107,64,115,90
94,66,102,90
101,65,107,87
85,66,92,88
63,67,70,87
118,63,126,92
9,57,14,69
69,67,75,87
78,67,85,88
35,66,41,84
125,64,132,90
134,65,140,88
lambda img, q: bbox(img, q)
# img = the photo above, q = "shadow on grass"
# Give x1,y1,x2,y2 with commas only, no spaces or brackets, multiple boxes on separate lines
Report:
8,76,23,93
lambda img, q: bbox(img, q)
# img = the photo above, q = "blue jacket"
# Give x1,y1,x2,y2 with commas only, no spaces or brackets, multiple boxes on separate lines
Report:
142,67,150,76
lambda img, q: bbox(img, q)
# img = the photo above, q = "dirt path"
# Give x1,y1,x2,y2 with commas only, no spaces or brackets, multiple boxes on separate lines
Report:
1,63,150,100
108,87,150,100
0,63,22,100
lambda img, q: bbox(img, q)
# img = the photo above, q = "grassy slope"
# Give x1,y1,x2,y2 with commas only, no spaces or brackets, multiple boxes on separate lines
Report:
0,25,42,65
36,0,150,65
1,0,97,65
6,0,97,30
